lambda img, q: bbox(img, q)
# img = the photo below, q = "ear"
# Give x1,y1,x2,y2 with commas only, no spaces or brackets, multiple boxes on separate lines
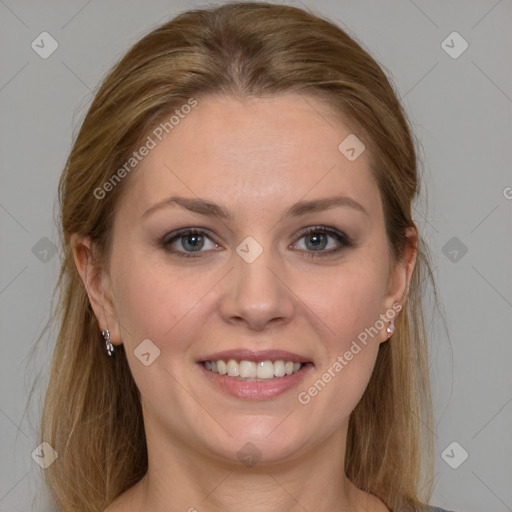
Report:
71,234,122,345
380,226,418,340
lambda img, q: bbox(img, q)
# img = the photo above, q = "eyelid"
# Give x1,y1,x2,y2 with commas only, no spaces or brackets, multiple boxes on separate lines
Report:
294,226,352,246
161,227,217,245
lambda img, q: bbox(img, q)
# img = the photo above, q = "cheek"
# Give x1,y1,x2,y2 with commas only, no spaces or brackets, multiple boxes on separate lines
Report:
311,262,387,347
110,245,230,369
110,253,204,398
299,260,387,411
112,254,195,344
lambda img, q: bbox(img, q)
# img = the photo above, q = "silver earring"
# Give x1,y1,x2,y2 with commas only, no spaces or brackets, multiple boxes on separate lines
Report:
102,329,114,356
386,321,395,339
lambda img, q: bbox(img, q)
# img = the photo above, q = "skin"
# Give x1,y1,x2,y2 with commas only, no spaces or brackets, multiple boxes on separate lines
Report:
72,93,416,512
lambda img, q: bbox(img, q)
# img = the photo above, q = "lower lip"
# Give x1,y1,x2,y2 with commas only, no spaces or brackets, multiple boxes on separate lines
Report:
197,362,313,400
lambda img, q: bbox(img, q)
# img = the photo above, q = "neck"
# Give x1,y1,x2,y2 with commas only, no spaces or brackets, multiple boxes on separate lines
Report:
121,421,383,512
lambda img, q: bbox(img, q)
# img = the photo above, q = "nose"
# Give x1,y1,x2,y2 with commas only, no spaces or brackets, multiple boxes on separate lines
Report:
218,244,295,331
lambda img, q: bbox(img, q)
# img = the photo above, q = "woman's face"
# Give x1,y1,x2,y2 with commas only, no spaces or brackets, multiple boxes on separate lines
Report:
82,93,413,466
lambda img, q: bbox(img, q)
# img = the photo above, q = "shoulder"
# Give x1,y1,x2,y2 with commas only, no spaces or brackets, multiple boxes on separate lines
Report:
429,507,456,512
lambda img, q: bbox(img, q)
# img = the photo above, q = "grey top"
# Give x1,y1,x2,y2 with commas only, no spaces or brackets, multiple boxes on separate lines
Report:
430,507,455,512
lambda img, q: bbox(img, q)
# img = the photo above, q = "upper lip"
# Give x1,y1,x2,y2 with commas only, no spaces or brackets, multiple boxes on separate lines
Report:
198,349,311,364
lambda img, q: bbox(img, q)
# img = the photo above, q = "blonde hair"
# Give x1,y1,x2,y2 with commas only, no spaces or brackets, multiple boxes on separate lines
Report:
39,3,436,511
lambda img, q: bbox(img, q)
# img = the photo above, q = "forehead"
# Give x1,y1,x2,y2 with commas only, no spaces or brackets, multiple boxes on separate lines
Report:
117,93,382,222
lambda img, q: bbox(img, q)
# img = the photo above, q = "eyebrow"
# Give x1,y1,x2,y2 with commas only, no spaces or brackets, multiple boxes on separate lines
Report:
141,194,368,221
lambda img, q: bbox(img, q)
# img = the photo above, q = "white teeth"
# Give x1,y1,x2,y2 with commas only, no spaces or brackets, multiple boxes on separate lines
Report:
217,360,227,375
257,361,274,379
274,360,286,377
240,360,256,378
203,359,304,380
227,359,240,377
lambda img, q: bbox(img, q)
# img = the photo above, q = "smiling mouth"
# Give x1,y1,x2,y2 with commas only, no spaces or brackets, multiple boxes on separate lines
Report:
201,359,310,381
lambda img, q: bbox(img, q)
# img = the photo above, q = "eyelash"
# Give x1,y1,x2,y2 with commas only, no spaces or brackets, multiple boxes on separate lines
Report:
160,226,353,259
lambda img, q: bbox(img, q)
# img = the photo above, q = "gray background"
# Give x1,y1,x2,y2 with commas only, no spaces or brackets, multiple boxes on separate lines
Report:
1,1,511,511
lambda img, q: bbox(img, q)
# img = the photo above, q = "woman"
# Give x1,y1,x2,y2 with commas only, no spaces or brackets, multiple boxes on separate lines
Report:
40,2,453,511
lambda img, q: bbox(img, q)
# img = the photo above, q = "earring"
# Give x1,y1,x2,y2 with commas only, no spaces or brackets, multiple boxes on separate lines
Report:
386,321,395,339
102,329,114,356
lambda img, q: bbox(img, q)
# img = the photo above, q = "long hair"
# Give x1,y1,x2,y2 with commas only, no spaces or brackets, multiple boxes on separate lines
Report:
39,3,436,510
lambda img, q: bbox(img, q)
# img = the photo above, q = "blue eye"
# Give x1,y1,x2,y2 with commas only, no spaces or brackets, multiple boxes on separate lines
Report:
161,229,220,258
161,226,352,259
294,226,352,257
